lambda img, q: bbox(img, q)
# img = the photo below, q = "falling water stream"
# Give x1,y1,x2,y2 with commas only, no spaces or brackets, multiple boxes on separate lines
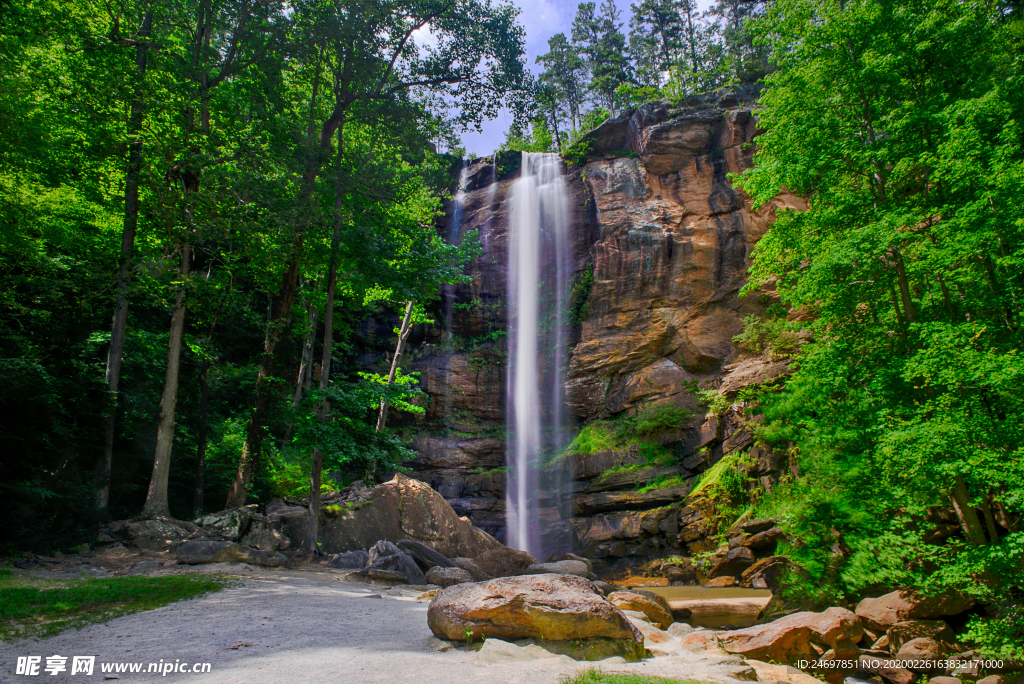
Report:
441,162,470,424
506,152,571,558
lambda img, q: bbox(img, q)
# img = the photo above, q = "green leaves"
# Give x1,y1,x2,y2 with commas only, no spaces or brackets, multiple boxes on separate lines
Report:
737,0,1024,656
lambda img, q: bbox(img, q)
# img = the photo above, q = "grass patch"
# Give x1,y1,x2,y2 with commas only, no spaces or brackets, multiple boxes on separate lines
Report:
633,405,691,437
593,463,649,482
636,474,690,494
553,421,672,466
0,568,234,641
562,670,714,684
689,450,747,500
554,403,692,467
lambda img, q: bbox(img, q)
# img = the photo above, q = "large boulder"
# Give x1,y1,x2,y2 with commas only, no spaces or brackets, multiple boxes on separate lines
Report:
607,590,673,630
239,523,290,552
175,541,284,567
427,574,644,661
319,475,502,559
265,499,309,547
473,547,538,577
719,608,863,665
856,591,976,631
897,637,953,662
709,546,755,578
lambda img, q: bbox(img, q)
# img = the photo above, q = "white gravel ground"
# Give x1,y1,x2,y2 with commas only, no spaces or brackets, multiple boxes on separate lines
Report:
0,569,770,684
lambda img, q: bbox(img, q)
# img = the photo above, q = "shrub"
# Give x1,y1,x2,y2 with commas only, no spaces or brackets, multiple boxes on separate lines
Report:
732,314,800,357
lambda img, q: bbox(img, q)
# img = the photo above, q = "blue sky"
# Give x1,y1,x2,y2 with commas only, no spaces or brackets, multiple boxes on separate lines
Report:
458,0,713,156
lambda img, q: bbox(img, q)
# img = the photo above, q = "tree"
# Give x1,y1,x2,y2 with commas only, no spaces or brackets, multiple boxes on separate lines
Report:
704,0,769,83
224,0,529,508
141,0,287,519
628,0,684,86
537,33,586,133
96,4,155,518
736,0,1024,656
572,0,630,116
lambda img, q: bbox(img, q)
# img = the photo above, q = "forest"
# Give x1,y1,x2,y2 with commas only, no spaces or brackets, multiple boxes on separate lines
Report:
1,0,1023,659
0,0,777,549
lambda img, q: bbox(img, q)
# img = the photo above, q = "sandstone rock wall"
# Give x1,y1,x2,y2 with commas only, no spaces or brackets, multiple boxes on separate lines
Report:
396,88,800,558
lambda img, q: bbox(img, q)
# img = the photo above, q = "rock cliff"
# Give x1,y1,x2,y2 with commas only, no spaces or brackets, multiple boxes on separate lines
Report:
387,88,802,568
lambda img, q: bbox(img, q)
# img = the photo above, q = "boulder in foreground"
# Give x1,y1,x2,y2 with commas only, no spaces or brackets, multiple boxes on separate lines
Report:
427,574,645,661
719,607,862,664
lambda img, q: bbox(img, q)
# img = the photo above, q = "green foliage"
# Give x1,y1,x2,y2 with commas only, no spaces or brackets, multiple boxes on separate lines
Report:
0,572,232,641
555,404,688,465
633,404,692,437
561,669,712,684
572,1,631,113
732,315,800,357
0,0,530,547
636,474,689,494
730,0,1024,656
564,139,594,168
502,118,556,154
691,451,747,501
568,265,595,324
697,389,731,414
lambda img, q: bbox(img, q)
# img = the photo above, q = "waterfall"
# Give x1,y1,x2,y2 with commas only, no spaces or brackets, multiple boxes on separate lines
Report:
442,161,470,426
506,152,570,558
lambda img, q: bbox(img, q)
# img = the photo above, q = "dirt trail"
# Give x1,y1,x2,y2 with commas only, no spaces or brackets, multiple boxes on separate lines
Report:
0,570,766,684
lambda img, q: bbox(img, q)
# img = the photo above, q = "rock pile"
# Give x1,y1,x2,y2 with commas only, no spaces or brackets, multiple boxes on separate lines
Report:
709,590,987,684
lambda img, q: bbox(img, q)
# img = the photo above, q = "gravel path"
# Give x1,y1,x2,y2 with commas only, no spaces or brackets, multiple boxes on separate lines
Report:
0,569,765,684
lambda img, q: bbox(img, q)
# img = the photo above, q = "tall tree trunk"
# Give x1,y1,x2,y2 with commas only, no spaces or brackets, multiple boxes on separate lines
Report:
949,474,987,545
225,264,302,507
375,301,415,433
549,104,562,154
980,493,1000,542
142,244,191,518
304,120,346,555
226,48,331,509
193,356,210,518
892,248,915,323
96,10,154,516
293,295,319,407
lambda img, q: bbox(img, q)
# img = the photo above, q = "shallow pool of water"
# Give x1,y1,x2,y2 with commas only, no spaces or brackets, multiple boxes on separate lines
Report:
634,586,772,601
615,585,772,630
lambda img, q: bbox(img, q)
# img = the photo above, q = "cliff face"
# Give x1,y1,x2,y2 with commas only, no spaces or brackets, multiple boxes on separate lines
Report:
402,89,801,563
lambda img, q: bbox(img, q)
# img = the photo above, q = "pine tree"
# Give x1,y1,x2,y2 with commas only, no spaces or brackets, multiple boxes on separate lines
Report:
572,0,630,116
628,0,684,86
705,0,769,83
536,32,586,132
